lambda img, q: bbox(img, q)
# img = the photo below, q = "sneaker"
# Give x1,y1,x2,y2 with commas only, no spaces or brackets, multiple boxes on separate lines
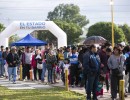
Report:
93,98,98,100
111,98,116,100
5,76,8,79
13,81,16,84
125,94,128,97
71,85,74,88
9,81,11,83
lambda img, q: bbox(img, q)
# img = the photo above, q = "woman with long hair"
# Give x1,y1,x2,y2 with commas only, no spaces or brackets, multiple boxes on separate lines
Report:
108,46,125,100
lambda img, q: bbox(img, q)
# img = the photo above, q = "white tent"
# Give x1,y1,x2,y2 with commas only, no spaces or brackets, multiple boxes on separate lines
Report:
0,21,67,48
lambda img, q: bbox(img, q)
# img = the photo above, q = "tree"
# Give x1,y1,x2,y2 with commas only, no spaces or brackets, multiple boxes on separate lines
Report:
0,23,5,32
87,22,126,43
37,20,82,45
37,4,89,45
47,4,88,27
119,24,130,42
9,34,20,45
37,30,57,45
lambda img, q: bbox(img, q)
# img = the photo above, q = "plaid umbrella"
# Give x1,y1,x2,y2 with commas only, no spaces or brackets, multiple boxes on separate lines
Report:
83,36,107,45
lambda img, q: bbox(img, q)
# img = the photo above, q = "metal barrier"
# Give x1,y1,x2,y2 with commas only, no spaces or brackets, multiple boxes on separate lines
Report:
20,65,23,81
119,80,125,100
65,69,69,91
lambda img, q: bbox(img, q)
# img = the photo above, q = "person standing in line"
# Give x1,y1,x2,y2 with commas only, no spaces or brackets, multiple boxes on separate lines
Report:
108,47,125,100
31,49,38,81
123,46,130,93
20,47,26,80
98,45,109,94
83,44,100,100
41,46,49,83
6,46,19,84
35,49,43,81
46,49,57,84
2,47,10,78
62,59,70,85
69,46,79,87
22,47,33,80
58,49,64,82
58,49,64,68
0,46,4,77
64,46,71,59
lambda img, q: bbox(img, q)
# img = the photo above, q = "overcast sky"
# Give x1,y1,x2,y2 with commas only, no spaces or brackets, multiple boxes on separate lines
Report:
0,0,130,37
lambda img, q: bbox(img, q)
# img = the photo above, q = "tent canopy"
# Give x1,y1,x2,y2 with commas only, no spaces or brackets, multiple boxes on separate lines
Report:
11,34,47,46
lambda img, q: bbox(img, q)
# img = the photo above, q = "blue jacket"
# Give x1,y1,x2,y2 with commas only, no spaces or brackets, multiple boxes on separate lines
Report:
83,51,100,75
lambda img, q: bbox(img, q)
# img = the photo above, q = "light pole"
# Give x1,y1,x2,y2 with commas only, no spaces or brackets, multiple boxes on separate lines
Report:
110,0,114,47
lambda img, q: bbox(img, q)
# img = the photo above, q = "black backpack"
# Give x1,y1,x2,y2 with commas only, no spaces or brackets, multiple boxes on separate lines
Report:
125,54,130,72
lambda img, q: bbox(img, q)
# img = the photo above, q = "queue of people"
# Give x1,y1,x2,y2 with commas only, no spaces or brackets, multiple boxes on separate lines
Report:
0,42,130,100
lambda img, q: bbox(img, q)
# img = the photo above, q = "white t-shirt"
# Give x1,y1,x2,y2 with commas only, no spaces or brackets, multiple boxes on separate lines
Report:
25,52,32,64
63,64,70,75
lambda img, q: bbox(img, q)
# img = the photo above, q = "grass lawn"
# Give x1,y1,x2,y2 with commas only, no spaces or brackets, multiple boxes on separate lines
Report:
0,86,85,100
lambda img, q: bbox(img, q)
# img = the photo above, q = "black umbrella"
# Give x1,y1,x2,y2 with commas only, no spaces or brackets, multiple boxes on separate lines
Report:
83,36,107,45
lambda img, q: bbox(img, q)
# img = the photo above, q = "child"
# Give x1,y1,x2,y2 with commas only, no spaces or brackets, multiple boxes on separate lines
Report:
63,59,70,85
96,75,105,98
56,65,61,80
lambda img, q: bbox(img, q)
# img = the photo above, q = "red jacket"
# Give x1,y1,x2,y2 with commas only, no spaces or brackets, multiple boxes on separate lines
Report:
31,55,37,69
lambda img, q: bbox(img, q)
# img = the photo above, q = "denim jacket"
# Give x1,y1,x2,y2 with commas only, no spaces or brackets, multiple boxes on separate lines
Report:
83,51,100,75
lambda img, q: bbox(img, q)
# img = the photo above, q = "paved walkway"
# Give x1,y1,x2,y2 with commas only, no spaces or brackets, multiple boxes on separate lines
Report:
0,78,52,89
0,78,130,100
52,81,130,100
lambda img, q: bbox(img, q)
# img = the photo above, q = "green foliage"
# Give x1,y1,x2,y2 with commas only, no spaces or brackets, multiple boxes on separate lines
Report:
47,4,89,27
37,20,82,45
37,4,89,45
37,30,57,44
9,34,20,45
87,22,126,43
119,24,130,42
0,23,5,32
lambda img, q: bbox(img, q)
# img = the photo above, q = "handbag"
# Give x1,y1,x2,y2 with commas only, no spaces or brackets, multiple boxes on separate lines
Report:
37,63,43,69
112,56,123,76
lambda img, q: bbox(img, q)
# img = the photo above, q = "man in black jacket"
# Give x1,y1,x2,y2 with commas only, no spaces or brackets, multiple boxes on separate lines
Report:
6,46,19,84
83,44,100,100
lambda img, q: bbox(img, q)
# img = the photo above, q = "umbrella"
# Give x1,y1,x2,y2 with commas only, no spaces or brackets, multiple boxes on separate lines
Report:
83,36,107,45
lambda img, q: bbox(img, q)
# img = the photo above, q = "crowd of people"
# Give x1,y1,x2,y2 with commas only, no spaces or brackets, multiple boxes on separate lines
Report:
0,42,130,100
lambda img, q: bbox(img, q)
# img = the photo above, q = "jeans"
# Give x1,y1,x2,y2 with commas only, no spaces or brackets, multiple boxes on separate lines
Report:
128,72,130,92
8,67,17,82
125,73,129,92
0,60,4,76
52,67,56,83
4,64,8,77
86,73,98,99
48,69,52,83
41,62,46,81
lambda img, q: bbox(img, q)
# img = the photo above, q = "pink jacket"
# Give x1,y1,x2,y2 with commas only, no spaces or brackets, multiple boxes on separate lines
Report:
31,55,37,69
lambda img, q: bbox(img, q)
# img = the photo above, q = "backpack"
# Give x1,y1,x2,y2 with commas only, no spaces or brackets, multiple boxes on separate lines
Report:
125,54,130,72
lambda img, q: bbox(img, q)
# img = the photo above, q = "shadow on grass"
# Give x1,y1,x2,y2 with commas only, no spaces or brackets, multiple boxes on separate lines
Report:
0,86,85,100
